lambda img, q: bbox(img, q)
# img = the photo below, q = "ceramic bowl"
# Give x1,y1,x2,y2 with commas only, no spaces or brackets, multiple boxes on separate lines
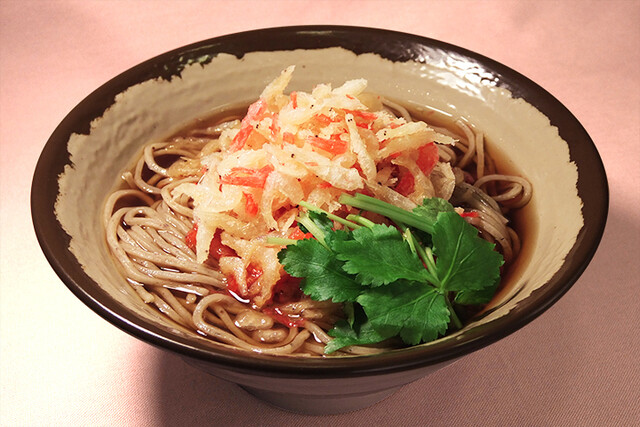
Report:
31,26,608,414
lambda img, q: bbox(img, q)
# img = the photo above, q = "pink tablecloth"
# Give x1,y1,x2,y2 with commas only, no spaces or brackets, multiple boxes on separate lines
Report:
1,1,638,425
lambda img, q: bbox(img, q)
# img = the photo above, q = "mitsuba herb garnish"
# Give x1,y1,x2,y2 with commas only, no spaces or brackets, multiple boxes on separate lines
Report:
275,193,503,354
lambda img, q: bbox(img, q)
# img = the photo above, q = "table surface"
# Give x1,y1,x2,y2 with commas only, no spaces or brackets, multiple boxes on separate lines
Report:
2,1,639,426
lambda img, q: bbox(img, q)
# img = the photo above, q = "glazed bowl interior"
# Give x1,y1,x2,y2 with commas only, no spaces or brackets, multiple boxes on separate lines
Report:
32,26,607,407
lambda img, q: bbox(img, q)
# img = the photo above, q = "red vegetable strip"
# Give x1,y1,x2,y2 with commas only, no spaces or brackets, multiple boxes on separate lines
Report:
208,230,237,261
220,165,274,188
270,274,303,304
243,192,259,216
289,226,314,240
343,109,377,121
290,91,298,109
268,112,279,137
460,211,479,218
313,114,333,125
416,142,439,175
246,99,267,121
246,263,263,287
185,224,198,251
395,171,415,196
229,126,253,152
282,132,295,144
307,135,347,155
226,275,240,295
229,99,267,152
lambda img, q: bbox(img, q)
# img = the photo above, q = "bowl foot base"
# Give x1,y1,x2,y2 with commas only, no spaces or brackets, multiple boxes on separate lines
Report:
240,384,400,415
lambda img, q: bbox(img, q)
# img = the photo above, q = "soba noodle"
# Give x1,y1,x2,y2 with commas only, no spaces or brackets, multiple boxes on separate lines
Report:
104,73,531,356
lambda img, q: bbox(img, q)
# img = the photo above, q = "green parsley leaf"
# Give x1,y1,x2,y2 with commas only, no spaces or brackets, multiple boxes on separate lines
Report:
432,212,503,293
278,194,506,354
412,197,456,224
278,238,361,303
332,224,432,287
410,197,456,244
357,281,450,345
308,211,335,235
324,304,391,353
454,277,500,305
325,318,391,354
343,301,356,327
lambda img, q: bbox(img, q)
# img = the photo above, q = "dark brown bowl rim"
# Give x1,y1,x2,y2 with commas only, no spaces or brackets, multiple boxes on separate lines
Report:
31,25,608,378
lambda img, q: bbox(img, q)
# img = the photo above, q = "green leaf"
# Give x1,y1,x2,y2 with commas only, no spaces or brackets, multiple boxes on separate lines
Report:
278,239,361,303
455,277,500,305
343,301,356,327
325,305,391,353
409,197,456,244
309,211,335,235
331,224,431,287
297,210,333,234
279,195,505,352
357,281,450,345
412,197,456,224
325,320,390,354
432,212,503,293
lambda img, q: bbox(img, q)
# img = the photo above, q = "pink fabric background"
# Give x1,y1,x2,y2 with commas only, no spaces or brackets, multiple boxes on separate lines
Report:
1,1,638,425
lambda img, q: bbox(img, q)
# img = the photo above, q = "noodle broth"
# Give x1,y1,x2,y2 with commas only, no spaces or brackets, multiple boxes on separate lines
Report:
104,92,533,356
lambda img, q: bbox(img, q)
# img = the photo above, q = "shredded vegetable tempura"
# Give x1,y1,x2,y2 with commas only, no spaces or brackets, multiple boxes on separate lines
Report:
174,66,457,307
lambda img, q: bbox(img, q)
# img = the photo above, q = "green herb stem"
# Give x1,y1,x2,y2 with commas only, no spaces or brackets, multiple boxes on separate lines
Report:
445,296,463,330
403,228,417,255
345,214,376,229
297,214,328,249
298,200,360,229
414,244,440,286
423,247,438,278
396,222,440,285
339,193,435,234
